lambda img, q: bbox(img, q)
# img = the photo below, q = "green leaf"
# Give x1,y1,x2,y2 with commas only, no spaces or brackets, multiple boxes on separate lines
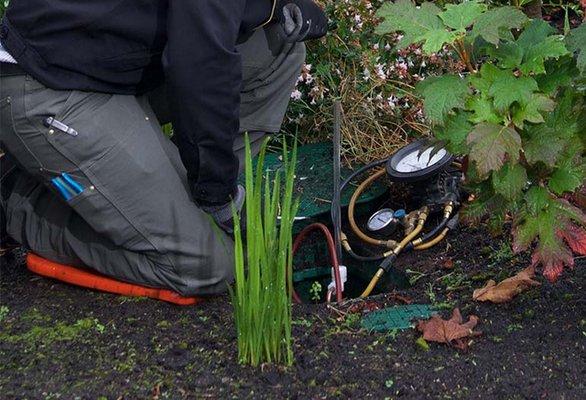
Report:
516,19,556,49
519,35,569,75
512,93,555,128
471,6,528,45
376,0,445,51
548,153,585,195
535,57,578,94
439,0,487,31
466,96,502,124
492,163,527,200
523,125,566,167
566,23,586,74
434,111,473,154
524,186,551,216
467,122,522,177
523,90,581,167
420,29,457,54
468,63,500,93
416,75,469,124
488,71,538,111
489,42,523,70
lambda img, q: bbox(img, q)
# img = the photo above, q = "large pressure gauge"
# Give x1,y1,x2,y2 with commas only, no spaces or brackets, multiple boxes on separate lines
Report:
386,140,453,182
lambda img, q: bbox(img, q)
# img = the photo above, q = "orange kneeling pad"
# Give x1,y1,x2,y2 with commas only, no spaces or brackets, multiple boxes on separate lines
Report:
26,253,202,306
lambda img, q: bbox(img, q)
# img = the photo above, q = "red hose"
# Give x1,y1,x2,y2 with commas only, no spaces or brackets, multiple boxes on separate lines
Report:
291,223,342,303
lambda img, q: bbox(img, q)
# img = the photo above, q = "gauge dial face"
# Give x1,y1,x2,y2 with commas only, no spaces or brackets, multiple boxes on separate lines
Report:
395,147,447,173
367,209,395,232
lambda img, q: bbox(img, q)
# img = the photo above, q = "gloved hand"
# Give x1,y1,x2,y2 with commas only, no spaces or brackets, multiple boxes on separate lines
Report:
200,185,246,236
273,0,328,42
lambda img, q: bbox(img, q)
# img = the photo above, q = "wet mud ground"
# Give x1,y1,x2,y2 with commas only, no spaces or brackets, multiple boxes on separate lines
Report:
0,225,584,399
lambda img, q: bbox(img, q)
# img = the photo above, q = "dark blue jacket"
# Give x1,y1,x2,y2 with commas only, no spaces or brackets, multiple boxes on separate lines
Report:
1,0,274,203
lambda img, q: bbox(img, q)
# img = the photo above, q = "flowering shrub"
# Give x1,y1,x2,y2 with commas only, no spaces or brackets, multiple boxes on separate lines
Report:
376,0,585,281
284,0,466,163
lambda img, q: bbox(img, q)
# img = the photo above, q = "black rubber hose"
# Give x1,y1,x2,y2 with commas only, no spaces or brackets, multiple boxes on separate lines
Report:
330,157,388,262
344,247,386,262
329,158,387,235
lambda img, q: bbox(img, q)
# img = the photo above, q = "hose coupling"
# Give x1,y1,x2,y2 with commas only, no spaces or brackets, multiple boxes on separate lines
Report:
418,207,429,223
340,232,352,251
443,202,454,219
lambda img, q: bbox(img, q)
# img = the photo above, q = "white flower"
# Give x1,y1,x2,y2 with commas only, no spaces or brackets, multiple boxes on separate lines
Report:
373,43,379,50
384,43,392,51
290,90,302,100
353,14,363,29
374,63,387,80
387,95,398,109
363,68,371,81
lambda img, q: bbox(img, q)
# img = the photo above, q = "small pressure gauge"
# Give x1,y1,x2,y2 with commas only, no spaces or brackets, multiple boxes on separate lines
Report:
367,208,398,236
386,140,453,182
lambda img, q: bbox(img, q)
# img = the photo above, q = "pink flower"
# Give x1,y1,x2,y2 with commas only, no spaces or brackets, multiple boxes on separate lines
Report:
290,90,302,100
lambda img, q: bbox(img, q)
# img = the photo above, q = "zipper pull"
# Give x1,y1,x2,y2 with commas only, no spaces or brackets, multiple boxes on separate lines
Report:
44,117,78,137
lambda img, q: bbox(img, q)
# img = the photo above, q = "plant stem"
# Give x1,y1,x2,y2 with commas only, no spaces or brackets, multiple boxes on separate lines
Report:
453,39,476,74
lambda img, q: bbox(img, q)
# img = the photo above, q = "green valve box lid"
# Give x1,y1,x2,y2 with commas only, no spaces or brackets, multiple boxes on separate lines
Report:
361,304,437,332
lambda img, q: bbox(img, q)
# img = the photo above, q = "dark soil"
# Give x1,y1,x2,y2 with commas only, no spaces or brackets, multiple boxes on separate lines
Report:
1,225,584,400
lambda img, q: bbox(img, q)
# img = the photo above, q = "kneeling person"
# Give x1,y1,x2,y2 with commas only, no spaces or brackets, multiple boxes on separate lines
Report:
0,0,327,295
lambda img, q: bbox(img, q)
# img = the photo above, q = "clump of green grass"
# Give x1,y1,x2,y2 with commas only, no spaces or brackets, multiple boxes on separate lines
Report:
231,135,299,366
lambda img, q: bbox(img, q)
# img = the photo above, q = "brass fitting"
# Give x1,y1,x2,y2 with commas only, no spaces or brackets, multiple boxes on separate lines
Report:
443,202,454,219
340,232,352,251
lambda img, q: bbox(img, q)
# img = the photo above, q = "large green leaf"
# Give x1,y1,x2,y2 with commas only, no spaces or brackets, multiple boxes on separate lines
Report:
439,0,487,31
467,122,521,176
466,96,502,124
421,29,457,54
522,91,581,167
416,75,469,124
535,57,578,94
548,152,585,195
470,6,528,45
516,18,556,48
376,0,454,53
492,163,527,201
488,71,538,111
489,42,523,69
522,125,566,167
519,35,569,75
566,23,586,74
511,93,555,128
468,63,501,93
487,20,568,75
434,111,473,154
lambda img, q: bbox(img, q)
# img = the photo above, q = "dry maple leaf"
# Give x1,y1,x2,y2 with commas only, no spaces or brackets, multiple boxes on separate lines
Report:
473,266,541,303
416,308,480,349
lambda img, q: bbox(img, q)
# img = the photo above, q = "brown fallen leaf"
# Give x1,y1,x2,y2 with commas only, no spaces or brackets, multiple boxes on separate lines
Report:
416,308,481,349
473,266,541,303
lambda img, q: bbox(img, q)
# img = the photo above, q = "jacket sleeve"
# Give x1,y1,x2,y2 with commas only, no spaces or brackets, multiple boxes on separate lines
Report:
165,0,246,205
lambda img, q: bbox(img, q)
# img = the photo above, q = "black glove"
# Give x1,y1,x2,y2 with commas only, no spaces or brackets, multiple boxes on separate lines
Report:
200,185,246,236
274,0,328,42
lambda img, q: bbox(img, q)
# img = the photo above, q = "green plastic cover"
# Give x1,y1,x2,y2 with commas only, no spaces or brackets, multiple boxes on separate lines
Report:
361,304,437,332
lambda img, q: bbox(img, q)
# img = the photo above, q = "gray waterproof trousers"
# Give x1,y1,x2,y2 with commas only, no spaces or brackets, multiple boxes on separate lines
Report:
0,28,305,296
